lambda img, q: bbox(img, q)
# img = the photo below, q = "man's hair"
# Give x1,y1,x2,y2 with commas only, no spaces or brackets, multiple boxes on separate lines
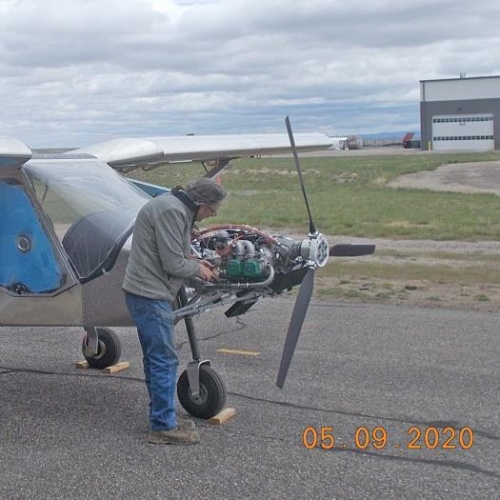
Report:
186,178,227,205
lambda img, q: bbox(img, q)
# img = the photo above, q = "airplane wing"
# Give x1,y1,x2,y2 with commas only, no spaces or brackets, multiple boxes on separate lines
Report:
0,137,32,168
71,133,333,173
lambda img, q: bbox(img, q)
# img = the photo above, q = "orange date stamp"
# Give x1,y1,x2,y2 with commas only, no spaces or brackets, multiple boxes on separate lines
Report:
302,426,474,451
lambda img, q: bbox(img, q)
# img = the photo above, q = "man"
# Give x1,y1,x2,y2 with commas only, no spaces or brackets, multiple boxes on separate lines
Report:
123,177,227,445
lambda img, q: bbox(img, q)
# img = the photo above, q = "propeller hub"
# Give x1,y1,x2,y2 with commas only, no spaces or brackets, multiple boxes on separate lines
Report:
300,233,329,268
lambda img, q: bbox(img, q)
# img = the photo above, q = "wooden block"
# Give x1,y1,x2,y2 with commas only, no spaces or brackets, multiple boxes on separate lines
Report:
217,348,260,357
103,361,130,374
208,407,236,425
75,361,89,369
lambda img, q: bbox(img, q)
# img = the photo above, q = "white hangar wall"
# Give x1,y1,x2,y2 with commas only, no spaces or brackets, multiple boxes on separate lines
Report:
420,76,500,151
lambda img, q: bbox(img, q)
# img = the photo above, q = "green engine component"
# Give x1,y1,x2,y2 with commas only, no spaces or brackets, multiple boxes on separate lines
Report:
224,259,266,278
242,260,265,277
225,259,243,276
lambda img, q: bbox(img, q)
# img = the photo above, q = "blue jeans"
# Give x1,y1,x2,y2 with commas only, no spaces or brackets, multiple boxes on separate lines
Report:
125,292,178,431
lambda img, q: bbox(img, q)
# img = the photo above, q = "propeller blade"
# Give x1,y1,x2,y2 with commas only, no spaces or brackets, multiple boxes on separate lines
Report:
329,244,376,257
276,267,315,388
285,116,317,235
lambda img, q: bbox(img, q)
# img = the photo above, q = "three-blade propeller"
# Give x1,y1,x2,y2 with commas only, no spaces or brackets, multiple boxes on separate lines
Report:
276,117,323,388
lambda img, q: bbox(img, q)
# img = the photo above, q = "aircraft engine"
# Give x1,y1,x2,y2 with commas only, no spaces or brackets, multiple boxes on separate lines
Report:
191,224,329,292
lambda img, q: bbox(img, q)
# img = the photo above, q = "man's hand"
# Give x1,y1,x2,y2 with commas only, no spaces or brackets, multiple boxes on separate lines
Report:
198,260,219,282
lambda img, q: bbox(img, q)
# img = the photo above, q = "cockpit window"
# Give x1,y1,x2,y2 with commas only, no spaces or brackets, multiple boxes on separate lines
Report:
24,159,151,279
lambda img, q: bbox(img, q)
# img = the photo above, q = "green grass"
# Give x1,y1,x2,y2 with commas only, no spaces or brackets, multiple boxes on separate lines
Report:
319,260,500,285
127,151,500,240
476,294,490,302
376,249,500,261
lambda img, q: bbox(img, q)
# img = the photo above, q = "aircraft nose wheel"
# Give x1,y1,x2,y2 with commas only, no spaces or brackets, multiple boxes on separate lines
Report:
82,327,122,369
177,364,226,419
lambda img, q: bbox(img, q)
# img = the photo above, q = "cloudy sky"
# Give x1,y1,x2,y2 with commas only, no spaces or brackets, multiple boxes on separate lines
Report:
1,0,499,147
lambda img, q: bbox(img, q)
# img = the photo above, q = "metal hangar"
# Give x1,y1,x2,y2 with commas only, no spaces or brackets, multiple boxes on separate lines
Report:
420,75,500,151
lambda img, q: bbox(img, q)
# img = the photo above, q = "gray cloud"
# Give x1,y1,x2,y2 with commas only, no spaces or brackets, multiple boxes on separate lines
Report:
0,0,499,147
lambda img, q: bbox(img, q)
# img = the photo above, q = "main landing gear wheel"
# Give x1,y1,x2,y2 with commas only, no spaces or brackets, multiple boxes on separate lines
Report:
82,327,122,369
177,364,226,419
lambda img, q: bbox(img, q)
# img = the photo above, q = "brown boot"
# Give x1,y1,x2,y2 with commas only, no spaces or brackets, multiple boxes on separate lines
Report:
148,427,200,445
178,418,196,431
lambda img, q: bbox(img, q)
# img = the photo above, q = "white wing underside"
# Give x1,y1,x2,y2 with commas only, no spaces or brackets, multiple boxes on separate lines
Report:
73,133,333,171
1,133,333,172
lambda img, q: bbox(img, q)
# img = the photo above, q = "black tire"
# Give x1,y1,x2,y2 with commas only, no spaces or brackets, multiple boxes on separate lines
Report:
177,364,226,419
82,327,122,369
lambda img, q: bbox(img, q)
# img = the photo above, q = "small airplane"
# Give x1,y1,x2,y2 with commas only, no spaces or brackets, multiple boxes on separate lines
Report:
0,117,374,419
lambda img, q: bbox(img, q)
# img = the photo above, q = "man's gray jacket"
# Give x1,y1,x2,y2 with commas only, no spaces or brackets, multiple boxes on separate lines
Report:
123,192,200,303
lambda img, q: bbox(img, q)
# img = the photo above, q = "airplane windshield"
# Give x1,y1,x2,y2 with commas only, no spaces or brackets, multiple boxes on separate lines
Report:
23,158,151,279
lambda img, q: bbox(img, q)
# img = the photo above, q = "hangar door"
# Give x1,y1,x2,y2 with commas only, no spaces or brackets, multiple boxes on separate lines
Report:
432,114,494,151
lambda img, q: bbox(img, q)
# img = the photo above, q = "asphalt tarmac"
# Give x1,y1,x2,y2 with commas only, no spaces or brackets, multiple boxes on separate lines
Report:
0,298,499,499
